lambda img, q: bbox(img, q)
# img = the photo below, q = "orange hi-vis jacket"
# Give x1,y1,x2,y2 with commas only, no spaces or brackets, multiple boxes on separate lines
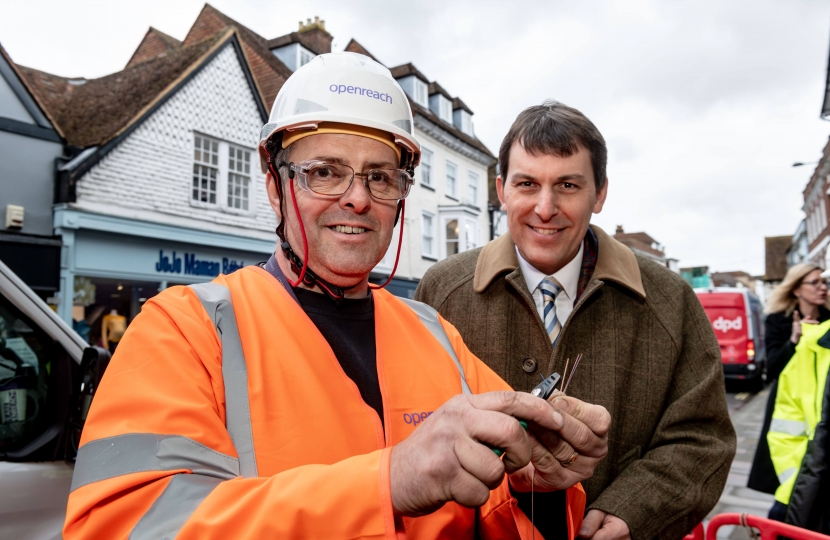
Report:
64,266,585,539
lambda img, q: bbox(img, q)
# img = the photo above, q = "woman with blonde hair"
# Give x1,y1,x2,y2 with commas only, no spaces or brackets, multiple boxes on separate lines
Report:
748,262,830,500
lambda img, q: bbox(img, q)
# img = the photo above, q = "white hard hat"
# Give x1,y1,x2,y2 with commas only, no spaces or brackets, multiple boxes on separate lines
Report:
258,52,420,173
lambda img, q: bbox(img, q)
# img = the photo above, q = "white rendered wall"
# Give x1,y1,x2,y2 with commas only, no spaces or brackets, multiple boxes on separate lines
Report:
376,124,491,280
74,45,276,241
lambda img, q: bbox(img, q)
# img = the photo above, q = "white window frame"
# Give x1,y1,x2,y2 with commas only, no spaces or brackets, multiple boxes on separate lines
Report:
440,96,453,123
191,132,255,215
438,206,481,260
192,135,220,206
414,79,428,107
461,111,473,135
227,144,252,211
445,161,458,200
421,210,437,259
299,47,315,68
467,171,479,207
420,147,434,188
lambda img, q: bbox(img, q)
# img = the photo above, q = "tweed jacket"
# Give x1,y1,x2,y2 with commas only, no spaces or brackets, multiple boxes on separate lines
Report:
415,224,736,540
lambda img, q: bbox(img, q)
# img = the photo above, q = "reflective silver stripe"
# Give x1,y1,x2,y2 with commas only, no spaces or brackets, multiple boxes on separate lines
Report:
130,474,223,540
71,433,238,492
190,282,258,478
399,298,472,395
770,418,809,437
778,467,797,484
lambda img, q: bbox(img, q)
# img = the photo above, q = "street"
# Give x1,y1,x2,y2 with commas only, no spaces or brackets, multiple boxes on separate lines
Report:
705,384,777,539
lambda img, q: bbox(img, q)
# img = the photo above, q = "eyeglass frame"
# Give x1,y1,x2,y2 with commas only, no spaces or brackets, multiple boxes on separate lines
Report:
801,278,830,288
277,159,414,201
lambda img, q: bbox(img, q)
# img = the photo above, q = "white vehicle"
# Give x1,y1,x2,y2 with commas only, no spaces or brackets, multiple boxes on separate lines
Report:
0,259,109,539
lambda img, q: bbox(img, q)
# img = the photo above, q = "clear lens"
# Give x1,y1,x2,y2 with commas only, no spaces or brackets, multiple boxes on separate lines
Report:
291,161,413,200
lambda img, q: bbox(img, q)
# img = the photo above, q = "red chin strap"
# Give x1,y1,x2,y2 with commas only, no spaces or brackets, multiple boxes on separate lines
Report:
370,200,405,291
286,177,309,288
285,165,406,293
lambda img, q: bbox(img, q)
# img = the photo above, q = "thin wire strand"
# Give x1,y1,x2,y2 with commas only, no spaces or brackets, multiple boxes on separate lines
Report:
562,354,583,394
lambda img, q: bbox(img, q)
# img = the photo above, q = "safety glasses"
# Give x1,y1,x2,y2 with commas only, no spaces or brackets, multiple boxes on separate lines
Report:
279,160,413,200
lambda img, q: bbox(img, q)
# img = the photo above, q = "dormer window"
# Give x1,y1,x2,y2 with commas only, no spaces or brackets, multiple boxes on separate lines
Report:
396,75,428,107
430,93,453,124
272,43,316,72
413,79,428,107
440,97,452,123
453,109,473,136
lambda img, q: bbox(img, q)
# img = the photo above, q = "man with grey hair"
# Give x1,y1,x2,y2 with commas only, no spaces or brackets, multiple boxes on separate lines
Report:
416,101,736,539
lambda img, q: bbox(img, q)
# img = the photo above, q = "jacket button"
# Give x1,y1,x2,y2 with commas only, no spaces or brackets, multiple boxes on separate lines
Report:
522,358,537,373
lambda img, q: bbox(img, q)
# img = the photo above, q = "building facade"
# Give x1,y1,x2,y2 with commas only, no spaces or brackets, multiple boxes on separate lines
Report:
15,31,275,336
0,43,64,300
802,138,830,266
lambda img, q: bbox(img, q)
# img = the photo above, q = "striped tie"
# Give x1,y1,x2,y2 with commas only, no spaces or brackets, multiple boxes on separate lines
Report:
540,277,562,346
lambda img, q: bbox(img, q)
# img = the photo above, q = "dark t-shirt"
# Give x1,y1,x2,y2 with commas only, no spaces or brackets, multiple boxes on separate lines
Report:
293,287,384,427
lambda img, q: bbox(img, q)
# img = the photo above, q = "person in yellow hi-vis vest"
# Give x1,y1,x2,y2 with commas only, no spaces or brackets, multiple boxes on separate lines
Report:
767,316,830,533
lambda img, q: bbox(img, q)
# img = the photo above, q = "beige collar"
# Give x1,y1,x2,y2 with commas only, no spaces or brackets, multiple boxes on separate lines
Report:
473,224,646,298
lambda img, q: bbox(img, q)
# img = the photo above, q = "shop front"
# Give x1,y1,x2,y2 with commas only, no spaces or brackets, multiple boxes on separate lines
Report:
54,207,275,347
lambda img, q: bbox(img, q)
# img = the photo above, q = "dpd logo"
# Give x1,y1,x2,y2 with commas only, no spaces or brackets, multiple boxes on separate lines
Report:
713,316,742,333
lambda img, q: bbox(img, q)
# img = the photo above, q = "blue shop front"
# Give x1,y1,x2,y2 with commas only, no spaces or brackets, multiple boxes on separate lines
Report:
54,207,275,347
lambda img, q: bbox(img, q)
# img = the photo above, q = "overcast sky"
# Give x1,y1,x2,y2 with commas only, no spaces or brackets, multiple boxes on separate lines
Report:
2,0,829,275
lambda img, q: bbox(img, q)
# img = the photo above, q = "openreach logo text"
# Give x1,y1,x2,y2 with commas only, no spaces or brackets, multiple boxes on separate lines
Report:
713,316,743,333
329,84,392,104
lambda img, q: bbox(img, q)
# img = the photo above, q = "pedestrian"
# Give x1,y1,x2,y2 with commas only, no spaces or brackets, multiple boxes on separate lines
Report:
62,54,611,539
748,263,830,500
415,100,736,539
767,314,830,533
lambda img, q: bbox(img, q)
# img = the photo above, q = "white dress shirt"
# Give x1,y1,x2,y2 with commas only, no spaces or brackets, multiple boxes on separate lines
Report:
516,243,584,326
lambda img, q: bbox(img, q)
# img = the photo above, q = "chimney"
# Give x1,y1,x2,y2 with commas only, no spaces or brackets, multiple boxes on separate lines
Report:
297,15,332,54
615,225,624,234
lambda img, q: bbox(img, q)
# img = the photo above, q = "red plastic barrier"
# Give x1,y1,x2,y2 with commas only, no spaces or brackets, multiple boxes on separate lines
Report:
706,513,830,540
684,522,704,540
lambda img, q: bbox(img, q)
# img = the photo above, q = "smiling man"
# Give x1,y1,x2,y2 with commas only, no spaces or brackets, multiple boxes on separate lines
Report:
416,101,736,539
63,57,611,539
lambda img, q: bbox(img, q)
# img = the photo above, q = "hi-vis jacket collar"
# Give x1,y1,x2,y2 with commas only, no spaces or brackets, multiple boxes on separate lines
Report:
803,318,830,350
473,224,646,298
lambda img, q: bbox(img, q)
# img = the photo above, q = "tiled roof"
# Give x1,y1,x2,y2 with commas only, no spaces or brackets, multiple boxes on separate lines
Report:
266,31,329,56
409,99,494,160
765,235,793,282
452,97,473,115
343,39,381,63
427,81,452,100
388,63,429,84
183,3,293,108
126,27,183,68
18,30,233,148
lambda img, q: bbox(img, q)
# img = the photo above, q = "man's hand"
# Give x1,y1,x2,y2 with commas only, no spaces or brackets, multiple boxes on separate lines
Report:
578,510,631,540
389,391,563,516
509,395,610,492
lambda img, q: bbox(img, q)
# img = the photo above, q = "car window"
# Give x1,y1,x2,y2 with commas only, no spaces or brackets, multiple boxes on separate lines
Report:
0,293,54,453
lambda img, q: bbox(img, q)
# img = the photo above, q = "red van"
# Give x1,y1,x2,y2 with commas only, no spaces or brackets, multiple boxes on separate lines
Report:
695,288,766,389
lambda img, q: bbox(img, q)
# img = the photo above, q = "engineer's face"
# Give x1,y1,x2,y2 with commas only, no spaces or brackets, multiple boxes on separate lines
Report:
266,133,399,289
497,142,607,275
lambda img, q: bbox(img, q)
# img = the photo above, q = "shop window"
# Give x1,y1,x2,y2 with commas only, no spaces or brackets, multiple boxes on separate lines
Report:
193,135,219,205
228,146,251,211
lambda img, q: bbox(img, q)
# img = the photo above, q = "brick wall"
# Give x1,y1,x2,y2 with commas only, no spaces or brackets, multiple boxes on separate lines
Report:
74,45,276,238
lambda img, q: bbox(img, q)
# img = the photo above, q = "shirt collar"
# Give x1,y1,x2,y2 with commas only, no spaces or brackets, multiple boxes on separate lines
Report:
516,242,584,300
